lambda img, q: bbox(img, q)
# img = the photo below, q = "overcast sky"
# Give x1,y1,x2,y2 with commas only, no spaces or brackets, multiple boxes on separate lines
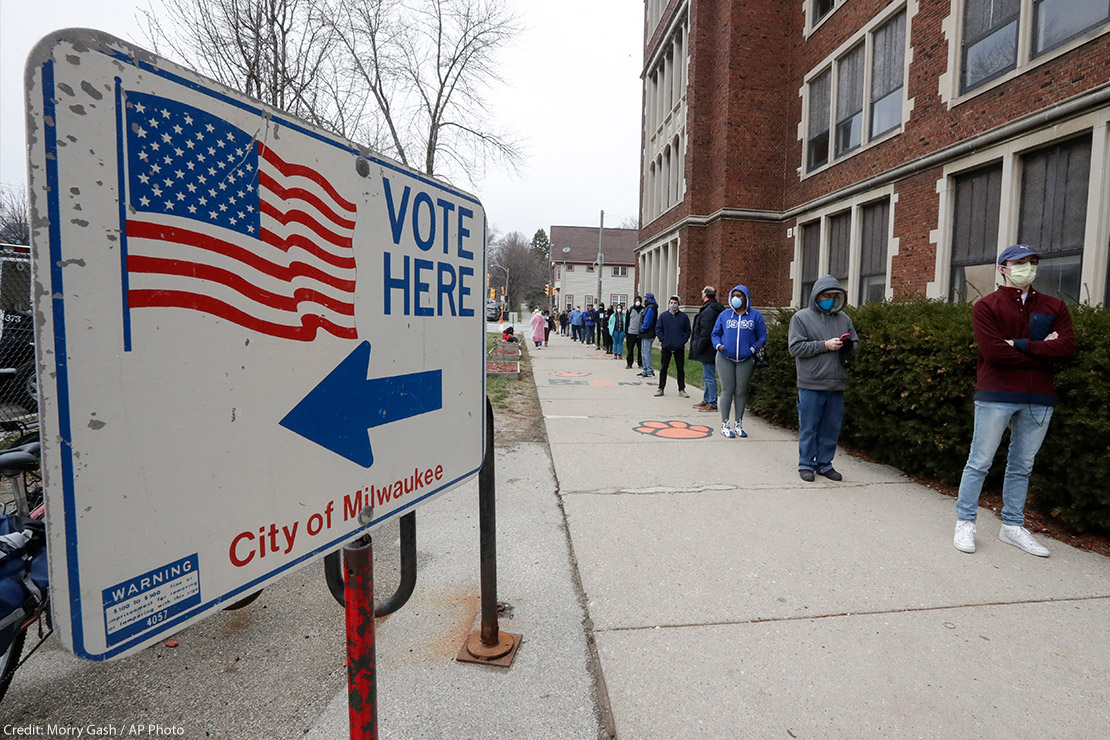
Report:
0,0,644,241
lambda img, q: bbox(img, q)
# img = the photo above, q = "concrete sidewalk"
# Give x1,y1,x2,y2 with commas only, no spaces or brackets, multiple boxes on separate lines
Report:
533,334,1110,739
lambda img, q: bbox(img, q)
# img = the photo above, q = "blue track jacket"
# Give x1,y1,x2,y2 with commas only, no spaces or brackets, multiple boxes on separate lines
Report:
711,285,767,361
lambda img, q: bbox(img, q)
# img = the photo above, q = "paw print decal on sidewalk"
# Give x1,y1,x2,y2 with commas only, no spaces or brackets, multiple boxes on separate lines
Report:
634,420,713,439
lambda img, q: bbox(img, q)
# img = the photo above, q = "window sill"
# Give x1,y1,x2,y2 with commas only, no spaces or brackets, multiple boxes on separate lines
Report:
801,126,902,180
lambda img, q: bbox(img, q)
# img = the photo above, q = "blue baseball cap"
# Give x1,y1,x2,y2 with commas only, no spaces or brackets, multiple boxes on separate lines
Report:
998,244,1039,264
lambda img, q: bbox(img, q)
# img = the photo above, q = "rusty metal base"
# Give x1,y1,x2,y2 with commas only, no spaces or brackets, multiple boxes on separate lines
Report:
456,630,522,667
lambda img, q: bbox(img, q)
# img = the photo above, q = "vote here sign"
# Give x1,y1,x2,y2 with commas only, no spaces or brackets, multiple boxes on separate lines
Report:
25,30,485,660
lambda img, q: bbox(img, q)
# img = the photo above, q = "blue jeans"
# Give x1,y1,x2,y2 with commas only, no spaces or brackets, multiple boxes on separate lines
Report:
640,337,654,375
702,362,717,406
956,401,1054,526
798,389,844,473
612,330,625,356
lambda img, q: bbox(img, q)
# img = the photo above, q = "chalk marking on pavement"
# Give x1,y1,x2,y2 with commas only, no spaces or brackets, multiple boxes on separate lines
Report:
545,415,591,419
593,594,1110,634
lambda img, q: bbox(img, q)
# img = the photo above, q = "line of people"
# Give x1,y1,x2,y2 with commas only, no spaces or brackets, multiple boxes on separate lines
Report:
555,244,1074,558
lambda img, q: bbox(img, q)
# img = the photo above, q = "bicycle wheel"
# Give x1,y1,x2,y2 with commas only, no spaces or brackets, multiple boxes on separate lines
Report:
0,628,26,703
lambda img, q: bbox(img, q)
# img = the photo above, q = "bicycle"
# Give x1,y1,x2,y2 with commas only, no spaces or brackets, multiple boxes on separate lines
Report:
0,438,47,703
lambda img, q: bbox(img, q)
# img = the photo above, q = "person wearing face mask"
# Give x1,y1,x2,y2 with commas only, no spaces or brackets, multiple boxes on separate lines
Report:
625,297,644,369
711,285,766,437
952,244,1075,558
788,275,858,480
654,295,692,397
637,293,660,378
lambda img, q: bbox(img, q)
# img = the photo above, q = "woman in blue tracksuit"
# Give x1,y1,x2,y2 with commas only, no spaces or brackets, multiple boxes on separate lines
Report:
711,284,767,438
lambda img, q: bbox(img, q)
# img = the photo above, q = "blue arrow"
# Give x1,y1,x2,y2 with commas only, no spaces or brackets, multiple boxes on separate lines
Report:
279,341,443,467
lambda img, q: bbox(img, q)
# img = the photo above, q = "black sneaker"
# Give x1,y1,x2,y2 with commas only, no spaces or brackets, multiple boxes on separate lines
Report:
818,468,843,481
799,469,816,482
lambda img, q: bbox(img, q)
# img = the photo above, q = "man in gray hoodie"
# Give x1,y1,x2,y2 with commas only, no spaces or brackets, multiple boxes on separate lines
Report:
787,275,859,482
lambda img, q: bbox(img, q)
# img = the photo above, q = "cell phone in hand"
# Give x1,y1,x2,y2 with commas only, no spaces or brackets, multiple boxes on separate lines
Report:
839,333,851,341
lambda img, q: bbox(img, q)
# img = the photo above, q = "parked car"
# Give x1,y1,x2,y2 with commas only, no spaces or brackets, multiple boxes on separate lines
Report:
486,300,503,322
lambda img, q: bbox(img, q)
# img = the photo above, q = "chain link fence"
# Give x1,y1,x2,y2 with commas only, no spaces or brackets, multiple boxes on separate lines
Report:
0,244,36,444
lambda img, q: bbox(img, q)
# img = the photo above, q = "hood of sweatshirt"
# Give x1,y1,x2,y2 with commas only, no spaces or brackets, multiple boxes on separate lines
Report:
727,284,752,313
809,275,846,313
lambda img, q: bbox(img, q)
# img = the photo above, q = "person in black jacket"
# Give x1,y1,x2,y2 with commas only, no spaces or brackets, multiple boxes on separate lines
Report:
637,293,659,377
654,295,691,397
689,286,725,411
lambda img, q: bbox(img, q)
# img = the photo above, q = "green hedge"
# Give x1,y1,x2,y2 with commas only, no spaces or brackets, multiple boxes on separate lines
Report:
747,300,1110,533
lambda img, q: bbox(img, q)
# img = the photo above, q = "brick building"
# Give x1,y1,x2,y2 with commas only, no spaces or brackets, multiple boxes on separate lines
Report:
549,226,639,313
639,0,1110,308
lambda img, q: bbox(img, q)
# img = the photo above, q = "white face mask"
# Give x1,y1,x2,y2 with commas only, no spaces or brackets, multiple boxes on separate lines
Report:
1006,263,1037,287
668,303,679,313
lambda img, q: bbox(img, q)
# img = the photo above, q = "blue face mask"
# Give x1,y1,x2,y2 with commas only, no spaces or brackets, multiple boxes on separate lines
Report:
817,298,836,311
730,296,744,309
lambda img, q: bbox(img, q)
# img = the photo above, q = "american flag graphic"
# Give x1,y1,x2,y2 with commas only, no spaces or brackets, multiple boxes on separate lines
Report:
123,91,358,342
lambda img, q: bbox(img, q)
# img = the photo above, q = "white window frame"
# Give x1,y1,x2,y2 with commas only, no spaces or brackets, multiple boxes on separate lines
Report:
804,0,849,36
928,110,1110,304
941,0,1110,107
800,2,913,177
612,265,629,277
791,184,899,306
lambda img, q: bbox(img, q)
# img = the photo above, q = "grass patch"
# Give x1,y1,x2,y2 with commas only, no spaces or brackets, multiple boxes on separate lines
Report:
649,347,708,389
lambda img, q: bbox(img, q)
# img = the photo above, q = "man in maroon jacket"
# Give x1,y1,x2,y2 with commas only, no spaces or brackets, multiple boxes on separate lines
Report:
953,244,1076,557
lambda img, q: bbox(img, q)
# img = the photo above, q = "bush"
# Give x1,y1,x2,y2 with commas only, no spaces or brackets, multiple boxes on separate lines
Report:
747,300,1110,533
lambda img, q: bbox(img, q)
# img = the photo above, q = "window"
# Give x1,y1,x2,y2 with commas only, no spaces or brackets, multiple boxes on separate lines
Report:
565,295,574,310
813,0,836,25
566,264,574,271
555,265,561,279
610,294,628,307
807,71,831,171
586,264,595,273
950,163,1004,302
800,222,821,305
1033,0,1110,56
871,12,906,138
806,9,907,173
835,46,865,157
859,200,890,303
585,295,594,309
1017,135,1091,302
612,266,628,277
961,0,1021,92
828,211,851,283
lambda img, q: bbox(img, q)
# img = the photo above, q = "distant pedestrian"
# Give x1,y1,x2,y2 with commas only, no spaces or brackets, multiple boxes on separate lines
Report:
712,285,766,438
559,310,569,336
570,306,584,342
585,305,598,347
952,244,1076,557
601,305,613,353
689,286,726,413
609,303,627,360
543,309,554,346
625,297,644,369
530,309,545,349
788,276,858,480
655,295,691,397
637,293,659,378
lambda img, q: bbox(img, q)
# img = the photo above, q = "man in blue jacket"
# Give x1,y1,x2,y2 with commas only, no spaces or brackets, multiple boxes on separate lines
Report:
569,306,584,342
584,305,598,347
655,295,692,397
637,293,659,378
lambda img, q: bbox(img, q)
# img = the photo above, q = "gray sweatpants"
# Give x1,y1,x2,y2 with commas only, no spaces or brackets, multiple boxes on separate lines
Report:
715,353,755,425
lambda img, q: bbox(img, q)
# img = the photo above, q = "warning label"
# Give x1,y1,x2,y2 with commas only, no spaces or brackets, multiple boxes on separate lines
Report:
102,554,201,646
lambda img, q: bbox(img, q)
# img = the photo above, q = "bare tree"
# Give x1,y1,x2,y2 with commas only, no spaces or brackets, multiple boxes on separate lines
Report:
140,0,351,135
328,0,523,181
489,230,546,310
0,185,30,246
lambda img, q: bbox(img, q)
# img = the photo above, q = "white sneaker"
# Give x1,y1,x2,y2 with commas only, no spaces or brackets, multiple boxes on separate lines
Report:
999,524,1050,557
953,520,976,553
720,421,735,439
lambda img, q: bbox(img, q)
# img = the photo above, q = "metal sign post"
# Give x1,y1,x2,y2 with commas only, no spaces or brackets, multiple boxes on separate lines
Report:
25,29,485,662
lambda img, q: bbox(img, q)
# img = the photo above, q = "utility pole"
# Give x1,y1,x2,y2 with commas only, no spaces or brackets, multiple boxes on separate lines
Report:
596,210,604,307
